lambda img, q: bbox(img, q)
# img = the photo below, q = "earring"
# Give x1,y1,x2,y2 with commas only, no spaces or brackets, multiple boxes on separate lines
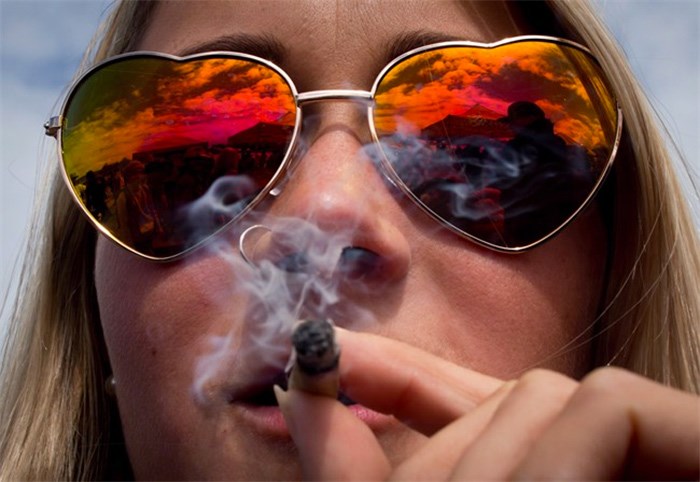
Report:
105,374,117,397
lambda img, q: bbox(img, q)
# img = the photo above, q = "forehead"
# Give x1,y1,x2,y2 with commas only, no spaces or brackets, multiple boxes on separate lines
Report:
138,0,520,87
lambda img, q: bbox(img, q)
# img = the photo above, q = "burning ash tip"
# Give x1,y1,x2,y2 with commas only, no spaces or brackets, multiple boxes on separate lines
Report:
292,319,339,375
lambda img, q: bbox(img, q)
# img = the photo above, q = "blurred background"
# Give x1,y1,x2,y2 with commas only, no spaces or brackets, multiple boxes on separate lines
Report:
1,0,699,333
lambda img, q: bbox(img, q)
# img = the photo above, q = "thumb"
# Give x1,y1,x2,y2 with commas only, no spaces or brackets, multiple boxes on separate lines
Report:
275,386,391,481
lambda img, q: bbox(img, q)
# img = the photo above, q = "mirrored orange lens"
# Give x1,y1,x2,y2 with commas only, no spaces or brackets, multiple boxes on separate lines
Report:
373,41,618,248
62,55,296,258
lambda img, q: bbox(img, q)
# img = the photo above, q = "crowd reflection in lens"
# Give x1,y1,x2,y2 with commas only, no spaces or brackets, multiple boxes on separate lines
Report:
383,100,605,248
71,136,288,257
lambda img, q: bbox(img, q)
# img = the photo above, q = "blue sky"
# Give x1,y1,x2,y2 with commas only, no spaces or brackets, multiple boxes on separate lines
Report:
1,0,699,329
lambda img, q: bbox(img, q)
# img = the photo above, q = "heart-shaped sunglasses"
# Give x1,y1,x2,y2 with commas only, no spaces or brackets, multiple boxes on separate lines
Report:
45,35,622,260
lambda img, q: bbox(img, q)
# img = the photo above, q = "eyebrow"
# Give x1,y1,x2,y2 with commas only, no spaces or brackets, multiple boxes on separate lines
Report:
385,31,462,63
178,34,286,64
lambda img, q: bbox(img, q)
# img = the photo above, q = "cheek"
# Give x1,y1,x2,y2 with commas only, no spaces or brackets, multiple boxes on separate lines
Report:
411,208,607,378
94,239,244,419
95,238,251,372
98,247,201,356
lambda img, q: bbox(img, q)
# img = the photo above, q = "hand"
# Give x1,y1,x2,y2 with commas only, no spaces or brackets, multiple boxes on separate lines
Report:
275,329,700,480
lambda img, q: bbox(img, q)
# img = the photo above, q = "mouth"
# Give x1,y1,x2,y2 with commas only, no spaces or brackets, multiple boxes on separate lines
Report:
234,371,355,407
227,367,394,437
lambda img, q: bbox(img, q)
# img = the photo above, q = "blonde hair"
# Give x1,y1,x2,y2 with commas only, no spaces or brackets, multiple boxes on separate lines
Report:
0,3,156,479
1,0,698,479
547,0,700,391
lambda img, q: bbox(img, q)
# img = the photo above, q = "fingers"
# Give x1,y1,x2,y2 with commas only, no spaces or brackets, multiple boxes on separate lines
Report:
278,353,700,482
389,380,517,481
450,369,578,479
275,329,505,480
335,328,504,434
446,368,698,481
513,367,700,480
275,386,391,481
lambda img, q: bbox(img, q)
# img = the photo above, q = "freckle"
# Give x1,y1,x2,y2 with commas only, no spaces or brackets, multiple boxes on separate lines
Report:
151,348,157,356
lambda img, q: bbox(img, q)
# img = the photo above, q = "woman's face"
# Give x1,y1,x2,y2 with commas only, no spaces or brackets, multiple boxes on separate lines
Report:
95,1,607,478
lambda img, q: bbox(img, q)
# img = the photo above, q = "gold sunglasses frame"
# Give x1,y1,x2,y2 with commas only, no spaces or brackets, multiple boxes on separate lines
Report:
45,35,623,261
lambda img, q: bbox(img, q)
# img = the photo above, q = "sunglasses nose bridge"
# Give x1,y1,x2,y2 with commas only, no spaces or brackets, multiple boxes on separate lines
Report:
296,89,373,106
294,88,376,157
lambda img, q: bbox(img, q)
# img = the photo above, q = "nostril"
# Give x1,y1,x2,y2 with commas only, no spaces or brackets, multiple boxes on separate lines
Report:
337,246,381,280
274,252,312,273
272,247,379,279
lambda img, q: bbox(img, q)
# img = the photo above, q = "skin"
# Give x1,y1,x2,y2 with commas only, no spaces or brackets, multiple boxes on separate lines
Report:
94,0,698,479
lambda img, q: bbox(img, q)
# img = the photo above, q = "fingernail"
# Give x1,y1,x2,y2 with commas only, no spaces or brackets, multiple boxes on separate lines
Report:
273,384,289,411
273,385,295,433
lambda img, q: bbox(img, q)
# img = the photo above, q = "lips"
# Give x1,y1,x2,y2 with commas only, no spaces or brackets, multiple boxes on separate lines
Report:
226,368,396,439
231,370,355,407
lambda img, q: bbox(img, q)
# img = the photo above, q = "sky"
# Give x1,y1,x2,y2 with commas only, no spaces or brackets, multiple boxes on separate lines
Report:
63,57,296,177
1,0,699,331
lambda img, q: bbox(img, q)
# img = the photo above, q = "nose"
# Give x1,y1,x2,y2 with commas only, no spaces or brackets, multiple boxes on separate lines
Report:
261,110,412,286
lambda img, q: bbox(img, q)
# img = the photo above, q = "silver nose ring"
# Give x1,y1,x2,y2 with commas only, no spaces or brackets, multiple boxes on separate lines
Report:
238,224,272,266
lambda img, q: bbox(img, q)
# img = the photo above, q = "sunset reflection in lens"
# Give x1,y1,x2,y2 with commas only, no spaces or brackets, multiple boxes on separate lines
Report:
373,40,619,248
62,55,296,258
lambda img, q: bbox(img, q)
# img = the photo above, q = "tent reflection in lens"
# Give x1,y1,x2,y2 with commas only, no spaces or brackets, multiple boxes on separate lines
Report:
374,41,618,248
62,55,297,258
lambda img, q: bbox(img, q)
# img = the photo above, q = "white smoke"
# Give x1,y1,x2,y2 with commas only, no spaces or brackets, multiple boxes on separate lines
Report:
188,182,376,405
